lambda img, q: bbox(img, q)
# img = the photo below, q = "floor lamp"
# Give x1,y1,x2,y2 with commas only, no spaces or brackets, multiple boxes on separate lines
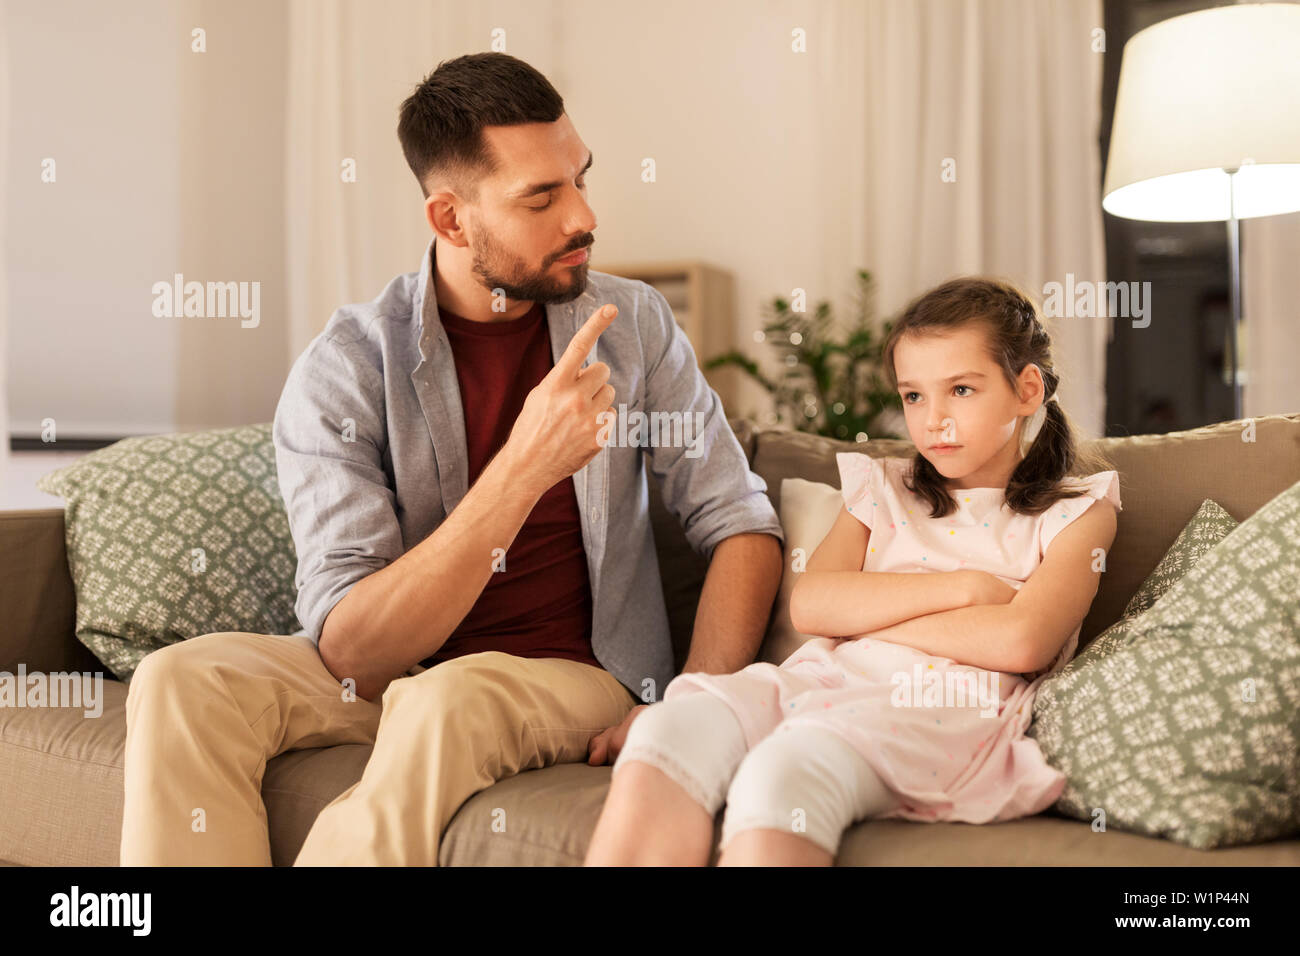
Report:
1101,2,1300,421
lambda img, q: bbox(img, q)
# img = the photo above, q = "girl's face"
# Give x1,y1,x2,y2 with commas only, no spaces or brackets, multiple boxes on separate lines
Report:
892,326,1045,490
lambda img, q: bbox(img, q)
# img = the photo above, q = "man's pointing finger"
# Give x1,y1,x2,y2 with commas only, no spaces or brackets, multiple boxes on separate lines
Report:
557,304,618,377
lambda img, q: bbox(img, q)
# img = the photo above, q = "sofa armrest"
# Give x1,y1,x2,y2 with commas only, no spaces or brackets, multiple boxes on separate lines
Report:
0,509,105,675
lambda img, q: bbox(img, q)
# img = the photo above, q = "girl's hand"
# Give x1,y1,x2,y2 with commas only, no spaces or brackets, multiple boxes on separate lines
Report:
963,569,1019,607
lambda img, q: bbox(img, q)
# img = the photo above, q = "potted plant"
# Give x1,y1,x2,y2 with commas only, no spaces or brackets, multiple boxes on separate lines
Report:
705,269,903,441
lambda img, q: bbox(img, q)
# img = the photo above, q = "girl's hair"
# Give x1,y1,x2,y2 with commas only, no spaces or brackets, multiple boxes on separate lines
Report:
881,276,1112,519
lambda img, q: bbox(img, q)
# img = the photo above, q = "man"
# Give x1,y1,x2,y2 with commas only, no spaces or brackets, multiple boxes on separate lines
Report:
119,51,783,866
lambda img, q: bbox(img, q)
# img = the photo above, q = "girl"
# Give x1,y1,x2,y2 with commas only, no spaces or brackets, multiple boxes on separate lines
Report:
585,276,1120,866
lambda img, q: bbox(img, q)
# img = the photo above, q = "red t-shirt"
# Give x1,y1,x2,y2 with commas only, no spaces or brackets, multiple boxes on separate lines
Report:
419,302,599,670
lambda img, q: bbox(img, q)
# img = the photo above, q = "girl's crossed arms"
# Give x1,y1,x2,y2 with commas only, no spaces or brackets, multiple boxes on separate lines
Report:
789,496,1118,675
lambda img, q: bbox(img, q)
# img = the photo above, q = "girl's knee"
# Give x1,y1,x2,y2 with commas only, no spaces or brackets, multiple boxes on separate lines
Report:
723,732,818,825
617,692,745,756
611,693,748,815
722,725,896,856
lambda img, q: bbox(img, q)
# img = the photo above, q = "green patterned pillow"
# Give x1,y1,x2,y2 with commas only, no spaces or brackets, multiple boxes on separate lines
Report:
1029,484,1300,849
1048,500,1239,670
35,423,301,681
1120,500,1240,620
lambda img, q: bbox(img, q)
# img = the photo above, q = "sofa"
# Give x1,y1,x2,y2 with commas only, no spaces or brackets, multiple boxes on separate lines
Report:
3,413,1299,866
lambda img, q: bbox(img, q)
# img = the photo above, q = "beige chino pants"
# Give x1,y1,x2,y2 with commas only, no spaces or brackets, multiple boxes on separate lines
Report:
119,631,637,865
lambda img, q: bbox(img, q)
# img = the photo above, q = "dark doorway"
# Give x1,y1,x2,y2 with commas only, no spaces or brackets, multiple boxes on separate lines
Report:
1100,0,1239,437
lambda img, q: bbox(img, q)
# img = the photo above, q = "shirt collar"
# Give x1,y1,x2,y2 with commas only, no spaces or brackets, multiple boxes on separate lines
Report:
414,234,438,340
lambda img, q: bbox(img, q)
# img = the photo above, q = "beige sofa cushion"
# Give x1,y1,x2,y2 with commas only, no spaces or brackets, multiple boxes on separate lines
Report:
759,476,842,664
437,760,1300,865
0,679,370,867
4,678,1297,866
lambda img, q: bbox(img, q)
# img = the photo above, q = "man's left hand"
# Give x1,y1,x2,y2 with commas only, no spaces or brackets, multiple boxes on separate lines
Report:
586,704,649,765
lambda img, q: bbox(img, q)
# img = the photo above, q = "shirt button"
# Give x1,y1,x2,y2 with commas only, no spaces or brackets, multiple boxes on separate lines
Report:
592,508,602,521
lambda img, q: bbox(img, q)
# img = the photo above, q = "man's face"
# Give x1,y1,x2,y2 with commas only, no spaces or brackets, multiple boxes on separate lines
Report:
464,114,597,305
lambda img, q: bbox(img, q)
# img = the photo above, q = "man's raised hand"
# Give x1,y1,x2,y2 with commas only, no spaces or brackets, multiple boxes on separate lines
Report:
503,303,619,496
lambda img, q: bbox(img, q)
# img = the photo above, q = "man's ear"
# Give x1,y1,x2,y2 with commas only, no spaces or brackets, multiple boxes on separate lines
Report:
426,191,470,247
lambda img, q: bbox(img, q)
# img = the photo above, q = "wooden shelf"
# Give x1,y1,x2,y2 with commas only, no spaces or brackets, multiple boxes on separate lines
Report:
595,260,738,411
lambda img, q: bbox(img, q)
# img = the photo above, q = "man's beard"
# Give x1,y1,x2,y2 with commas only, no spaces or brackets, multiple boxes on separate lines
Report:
469,223,592,306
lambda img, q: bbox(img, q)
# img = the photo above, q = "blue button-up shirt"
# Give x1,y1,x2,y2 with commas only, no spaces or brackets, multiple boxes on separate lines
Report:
272,236,783,699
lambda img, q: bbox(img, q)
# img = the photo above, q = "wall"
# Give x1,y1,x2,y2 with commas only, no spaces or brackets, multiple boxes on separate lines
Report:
4,0,287,438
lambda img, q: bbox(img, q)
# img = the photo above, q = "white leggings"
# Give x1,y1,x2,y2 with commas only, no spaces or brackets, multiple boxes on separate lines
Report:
611,691,901,858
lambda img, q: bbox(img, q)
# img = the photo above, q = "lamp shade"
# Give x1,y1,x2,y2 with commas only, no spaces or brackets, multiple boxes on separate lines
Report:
1102,2,1300,222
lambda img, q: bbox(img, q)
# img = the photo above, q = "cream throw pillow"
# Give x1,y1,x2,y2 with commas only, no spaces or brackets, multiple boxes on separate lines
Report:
757,477,845,665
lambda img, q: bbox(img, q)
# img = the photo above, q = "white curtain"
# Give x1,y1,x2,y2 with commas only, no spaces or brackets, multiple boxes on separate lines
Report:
285,0,561,360
814,0,1109,438
0,0,10,492
1244,212,1300,418
286,0,1110,435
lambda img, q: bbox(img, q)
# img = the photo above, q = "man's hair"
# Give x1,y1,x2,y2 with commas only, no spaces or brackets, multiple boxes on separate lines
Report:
397,52,565,202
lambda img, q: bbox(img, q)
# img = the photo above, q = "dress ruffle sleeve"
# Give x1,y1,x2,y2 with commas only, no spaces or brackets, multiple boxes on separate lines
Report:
1037,470,1122,556
835,452,884,531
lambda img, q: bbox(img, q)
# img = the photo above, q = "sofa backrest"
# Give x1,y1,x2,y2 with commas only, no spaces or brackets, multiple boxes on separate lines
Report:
649,413,1300,670
8,413,1298,678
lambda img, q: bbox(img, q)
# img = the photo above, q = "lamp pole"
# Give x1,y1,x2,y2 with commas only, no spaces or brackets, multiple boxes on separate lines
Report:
1224,165,1243,421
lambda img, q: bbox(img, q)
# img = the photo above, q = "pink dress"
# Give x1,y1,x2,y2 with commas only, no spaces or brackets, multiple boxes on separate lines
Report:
664,454,1122,824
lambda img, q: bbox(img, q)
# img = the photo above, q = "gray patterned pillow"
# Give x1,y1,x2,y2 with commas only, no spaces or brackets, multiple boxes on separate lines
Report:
35,423,301,681
1121,500,1240,620
1050,500,1239,669
1029,486,1300,849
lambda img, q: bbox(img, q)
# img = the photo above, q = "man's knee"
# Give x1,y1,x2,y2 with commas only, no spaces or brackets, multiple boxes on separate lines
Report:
379,651,514,720
129,633,231,691
127,632,286,706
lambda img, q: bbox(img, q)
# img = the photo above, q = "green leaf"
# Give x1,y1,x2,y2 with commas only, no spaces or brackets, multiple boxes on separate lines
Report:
703,267,900,439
